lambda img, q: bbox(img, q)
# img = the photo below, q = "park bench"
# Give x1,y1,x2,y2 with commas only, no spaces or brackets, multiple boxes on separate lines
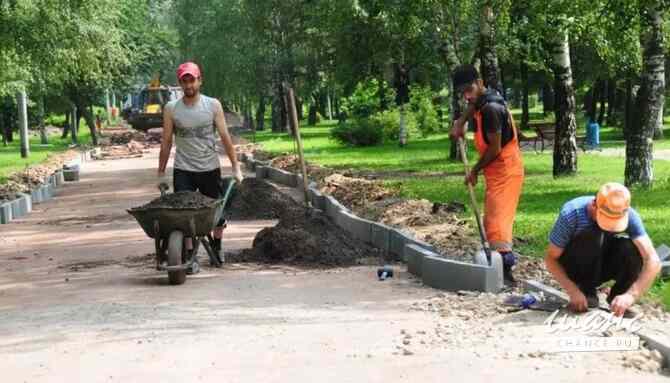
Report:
519,122,587,153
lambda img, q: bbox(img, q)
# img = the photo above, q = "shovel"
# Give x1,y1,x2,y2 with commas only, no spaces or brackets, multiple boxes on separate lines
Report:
458,138,492,264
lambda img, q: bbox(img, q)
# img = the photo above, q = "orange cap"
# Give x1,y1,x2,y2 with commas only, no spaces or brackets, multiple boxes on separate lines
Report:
595,182,631,232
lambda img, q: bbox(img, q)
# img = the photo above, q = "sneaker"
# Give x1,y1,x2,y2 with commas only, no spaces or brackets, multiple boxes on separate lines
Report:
210,238,224,267
186,257,200,275
503,264,517,286
584,289,600,308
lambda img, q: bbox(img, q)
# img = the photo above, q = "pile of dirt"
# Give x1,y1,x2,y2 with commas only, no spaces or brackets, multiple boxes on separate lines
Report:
95,140,146,160
270,154,333,183
227,179,380,266
140,191,216,209
320,173,397,212
108,130,146,145
0,150,78,200
227,178,296,220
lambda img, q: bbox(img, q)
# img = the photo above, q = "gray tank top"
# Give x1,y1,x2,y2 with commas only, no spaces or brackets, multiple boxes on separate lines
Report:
167,95,220,172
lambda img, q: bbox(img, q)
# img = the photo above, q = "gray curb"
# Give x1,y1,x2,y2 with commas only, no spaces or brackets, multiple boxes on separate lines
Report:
419,249,503,293
255,164,504,293
308,187,326,211
18,193,31,214
9,198,22,219
0,202,12,224
255,166,268,179
31,188,44,204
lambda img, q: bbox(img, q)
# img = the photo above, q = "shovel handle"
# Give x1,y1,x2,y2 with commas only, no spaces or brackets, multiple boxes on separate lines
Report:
458,138,492,260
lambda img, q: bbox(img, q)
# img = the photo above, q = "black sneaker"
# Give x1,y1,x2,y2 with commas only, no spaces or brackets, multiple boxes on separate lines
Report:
210,238,224,267
584,289,600,308
503,264,516,286
186,257,200,275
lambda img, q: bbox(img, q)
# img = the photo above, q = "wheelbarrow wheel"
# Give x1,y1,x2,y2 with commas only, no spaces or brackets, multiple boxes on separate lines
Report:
167,230,186,285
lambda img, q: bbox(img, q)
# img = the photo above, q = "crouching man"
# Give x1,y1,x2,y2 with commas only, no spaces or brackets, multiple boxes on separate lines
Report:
544,182,661,316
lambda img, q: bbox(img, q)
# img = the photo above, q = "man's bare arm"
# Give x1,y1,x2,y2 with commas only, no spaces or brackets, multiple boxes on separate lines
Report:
158,106,174,175
545,243,588,312
212,100,241,172
627,235,661,300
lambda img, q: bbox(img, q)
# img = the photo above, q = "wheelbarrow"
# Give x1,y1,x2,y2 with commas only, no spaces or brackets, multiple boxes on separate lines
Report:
128,176,236,285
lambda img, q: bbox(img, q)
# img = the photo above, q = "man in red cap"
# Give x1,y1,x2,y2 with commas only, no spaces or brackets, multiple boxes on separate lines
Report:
544,182,662,316
158,61,244,266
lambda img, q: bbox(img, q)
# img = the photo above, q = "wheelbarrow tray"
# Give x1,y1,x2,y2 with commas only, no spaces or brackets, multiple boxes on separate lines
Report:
128,176,236,239
128,200,225,239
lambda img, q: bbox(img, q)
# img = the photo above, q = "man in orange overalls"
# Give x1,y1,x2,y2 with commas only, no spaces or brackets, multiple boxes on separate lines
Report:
451,65,525,284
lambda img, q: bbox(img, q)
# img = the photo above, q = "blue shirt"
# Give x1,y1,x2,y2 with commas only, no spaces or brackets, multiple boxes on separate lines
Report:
549,196,647,248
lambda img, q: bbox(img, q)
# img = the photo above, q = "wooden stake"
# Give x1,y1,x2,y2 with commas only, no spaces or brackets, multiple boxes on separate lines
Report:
285,84,311,207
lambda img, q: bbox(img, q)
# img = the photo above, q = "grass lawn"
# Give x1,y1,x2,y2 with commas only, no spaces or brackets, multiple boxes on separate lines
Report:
249,118,670,308
0,124,91,184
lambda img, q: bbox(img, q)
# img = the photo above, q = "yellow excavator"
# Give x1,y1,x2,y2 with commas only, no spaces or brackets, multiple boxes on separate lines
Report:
127,77,182,131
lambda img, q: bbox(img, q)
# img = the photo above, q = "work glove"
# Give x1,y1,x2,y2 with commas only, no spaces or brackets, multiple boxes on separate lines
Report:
233,164,244,184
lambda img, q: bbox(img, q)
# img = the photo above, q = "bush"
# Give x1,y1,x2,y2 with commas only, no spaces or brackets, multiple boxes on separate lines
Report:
410,86,440,136
370,108,416,142
341,79,395,119
330,118,383,146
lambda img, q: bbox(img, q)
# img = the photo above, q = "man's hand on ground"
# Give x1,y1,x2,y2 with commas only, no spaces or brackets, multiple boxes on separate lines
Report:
610,293,635,317
567,290,588,313
233,164,244,183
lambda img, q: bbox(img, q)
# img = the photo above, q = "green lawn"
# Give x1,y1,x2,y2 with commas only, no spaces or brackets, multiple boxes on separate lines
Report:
0,124,91,184
250,119,670,308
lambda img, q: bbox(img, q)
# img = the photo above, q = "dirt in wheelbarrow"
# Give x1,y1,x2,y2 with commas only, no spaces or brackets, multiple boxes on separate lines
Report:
226,180,381,267
141,191,217,209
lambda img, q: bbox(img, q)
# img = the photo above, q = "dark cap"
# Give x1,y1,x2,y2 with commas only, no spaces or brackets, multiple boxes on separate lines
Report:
453,65,480,91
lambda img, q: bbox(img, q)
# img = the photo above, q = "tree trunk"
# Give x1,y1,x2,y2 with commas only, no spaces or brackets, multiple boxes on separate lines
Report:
597,80,608,126
623,78,638,141
62,112,70,139
326,91,333,120
450,81,463,161
542,83,555,115
521,60,530,130
296,97,304,121
256,96,266,131
586,81,599,122
551,31,578,177
378,77,388,111
17,90,29,158
606,78,618,126
2,98,15,143
308,98,318,126
80,103,98,146
247,111,255,132
271,82,289,133
479,2,502,94
38,97,47,145
626,0,665,187
394,63,410,147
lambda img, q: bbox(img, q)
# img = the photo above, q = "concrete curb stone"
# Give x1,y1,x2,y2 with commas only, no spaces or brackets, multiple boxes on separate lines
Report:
0,202,12,224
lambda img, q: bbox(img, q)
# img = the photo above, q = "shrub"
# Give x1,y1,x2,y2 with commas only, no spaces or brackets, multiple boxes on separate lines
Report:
410,86,440,136
370,108,416,142
341,79,396,119
330,118,383,146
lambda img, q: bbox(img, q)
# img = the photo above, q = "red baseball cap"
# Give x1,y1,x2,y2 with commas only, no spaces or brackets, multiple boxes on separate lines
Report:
176,62,201,80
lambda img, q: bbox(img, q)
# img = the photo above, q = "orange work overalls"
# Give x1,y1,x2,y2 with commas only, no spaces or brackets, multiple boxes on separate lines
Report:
473,109,525,252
